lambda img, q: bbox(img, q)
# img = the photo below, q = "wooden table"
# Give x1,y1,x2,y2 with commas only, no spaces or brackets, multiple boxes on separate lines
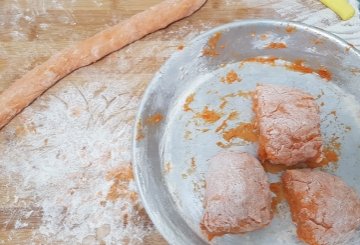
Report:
0,1,359,244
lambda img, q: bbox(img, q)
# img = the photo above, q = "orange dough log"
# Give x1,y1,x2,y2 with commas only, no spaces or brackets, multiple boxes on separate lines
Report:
0,0,207,129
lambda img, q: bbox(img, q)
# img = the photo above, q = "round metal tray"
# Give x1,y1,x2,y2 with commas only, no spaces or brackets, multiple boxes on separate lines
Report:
133,20,360,245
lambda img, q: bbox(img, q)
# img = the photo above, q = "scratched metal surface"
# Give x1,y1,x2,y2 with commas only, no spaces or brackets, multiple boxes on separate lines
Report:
133,20,360,245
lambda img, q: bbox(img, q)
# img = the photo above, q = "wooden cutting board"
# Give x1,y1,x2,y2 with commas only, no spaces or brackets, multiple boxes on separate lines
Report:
0,0,359,244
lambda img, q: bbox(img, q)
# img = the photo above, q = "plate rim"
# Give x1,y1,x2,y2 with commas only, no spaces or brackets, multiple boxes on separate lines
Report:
132,19,360,245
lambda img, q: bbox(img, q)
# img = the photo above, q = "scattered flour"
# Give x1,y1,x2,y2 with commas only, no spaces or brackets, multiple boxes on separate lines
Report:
39,23,49,30
229,0,360,48
14,220,29,229
274,0,360,48
0,66,156,244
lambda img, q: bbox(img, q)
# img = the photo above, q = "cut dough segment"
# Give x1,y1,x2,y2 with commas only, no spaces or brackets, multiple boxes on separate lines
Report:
282,169,360,245
254,84,323,166
201,152,272,237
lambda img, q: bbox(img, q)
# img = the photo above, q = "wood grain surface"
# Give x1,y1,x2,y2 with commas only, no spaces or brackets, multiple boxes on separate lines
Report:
0,0,359,244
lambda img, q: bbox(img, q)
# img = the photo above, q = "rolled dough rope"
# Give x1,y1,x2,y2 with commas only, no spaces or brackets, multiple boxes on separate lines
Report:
0,0,207,130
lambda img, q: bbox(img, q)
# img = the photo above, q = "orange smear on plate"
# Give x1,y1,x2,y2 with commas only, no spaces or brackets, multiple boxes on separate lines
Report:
265,42,287,49
317,67,332,81
222,70,240,84
223,122,258,142
215,112,238,132
197,106,221,123
243,56,278,65
203,32,222,57
146,113,163,124
183,93,195,112
286,25,297,33
286,60,313,74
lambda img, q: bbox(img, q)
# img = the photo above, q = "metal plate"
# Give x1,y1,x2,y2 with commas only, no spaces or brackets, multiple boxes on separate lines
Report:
133,20,360,245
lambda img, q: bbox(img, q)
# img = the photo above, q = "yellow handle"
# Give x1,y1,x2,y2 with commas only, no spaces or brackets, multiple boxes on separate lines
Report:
320,0,355,20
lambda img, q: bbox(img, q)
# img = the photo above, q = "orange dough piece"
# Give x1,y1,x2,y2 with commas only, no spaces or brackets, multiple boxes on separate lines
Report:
0,0,207,129
282,169,360,245
202,152,272,237
254,84,323,166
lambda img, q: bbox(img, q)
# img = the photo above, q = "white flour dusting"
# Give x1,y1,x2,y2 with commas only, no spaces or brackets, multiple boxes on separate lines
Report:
0,66,155,244
14,220,29,229
274,0,360,48
1,0,360,244
233,0,360,48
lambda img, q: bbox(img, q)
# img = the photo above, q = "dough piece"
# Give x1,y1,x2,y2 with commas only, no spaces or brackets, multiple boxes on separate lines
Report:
201,152,272,237
254,84,323,166
0,0,207,129
282,169,360,245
